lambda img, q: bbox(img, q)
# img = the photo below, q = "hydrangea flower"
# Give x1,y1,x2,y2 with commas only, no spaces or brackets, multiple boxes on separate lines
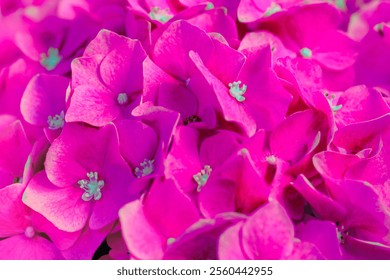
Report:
66,29,147,126
23,123,135,232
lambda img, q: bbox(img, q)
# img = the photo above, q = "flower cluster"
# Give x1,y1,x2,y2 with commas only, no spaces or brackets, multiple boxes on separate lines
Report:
0,0,389,260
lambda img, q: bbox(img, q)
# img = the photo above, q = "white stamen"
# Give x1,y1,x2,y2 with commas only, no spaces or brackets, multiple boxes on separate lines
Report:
266,155,277,165
47,111,65,130
149,7,173,23
134,159,155,178
117,93,128,105
229,81,247,102
300,47,312,58
25,226,35,238
193,165,212,192
40,47,62,71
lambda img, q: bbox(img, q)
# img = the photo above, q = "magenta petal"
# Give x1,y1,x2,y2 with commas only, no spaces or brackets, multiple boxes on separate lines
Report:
23,171,90,232
345,140,390,211
99,37,146,93
242,201,294,259
152,20,213,80
21,74,68,127
218,222,247,260
189,50,256,136
233,152,270,213
238,46,292,131
144,179,200,238
163,213,245,260
65,84,118,127
0,120,31,184
313,31,358,71
218,149,269,214
119,200,164,259
237,0,270,23
270,110,322,164
295,219,342,259
188,8,239,49
61,224,112,260
0,235,63,260
100,46,145,94
313,151,360,180
199,179,236,218
131,103,180,151
328,180,388,240
292,175,347,221
332,114,390,154
199,130,241,168
205,37,245,85
0,183,30,237
89,163,134,230
31,211,81,251
335,85,390,127
70,56,103,89
45,123,119,187
117,119,158,168
158,83,198,120
343,236,390,260
164,126,202,192
287,241,325,260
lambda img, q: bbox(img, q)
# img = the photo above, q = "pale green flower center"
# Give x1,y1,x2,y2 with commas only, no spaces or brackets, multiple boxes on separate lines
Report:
40,47,62,71
47,111,65,130
229,81,247,102
78,172,105,201
266,155,277,165
117,93,129,105
149,7,173,23
193,165,212,192
134,159,155,178
205,2,214,10
264,2,282,17
300,47,312,59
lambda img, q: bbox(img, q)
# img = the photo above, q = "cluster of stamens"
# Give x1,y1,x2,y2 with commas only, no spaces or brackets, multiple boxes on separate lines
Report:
78,172,105,201
264,2,282,17
117,93,129,105
40,47,62,71
229,81,247,102
47,111,65,130
134,159,155,178
300,47,313,59
193,165,212,192
149,7,173,23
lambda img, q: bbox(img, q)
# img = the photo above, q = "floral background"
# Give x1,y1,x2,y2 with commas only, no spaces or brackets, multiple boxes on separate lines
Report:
0,0,389,260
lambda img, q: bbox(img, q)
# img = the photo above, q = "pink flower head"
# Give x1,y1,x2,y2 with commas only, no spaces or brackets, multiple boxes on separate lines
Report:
23,123,135,232
66,29,147,126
